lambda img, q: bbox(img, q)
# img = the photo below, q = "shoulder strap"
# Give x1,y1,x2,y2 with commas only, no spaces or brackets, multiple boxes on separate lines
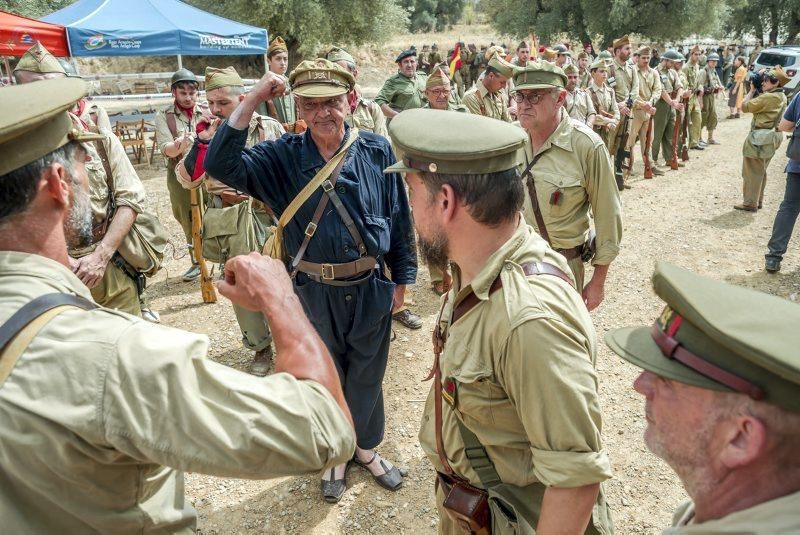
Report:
520,155,551,245
0,293,98,386
165,110,179,139
89,125,116,230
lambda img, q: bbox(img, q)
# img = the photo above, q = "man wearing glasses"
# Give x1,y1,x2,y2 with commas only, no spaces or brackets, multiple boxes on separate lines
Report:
514,62,623,311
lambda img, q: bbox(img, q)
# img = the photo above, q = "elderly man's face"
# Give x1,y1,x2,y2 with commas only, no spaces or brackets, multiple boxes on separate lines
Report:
516,88,564,132
269,51,289,76
296,94,348,136
425,84,451,110
399,56,417,78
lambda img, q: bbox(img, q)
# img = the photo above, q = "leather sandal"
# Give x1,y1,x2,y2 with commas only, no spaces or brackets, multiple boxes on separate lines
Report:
321,465,348,503
353,452,403,491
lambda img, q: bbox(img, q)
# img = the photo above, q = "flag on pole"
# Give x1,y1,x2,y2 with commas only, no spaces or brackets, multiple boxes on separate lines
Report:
449,42,462,80
530,33,538,59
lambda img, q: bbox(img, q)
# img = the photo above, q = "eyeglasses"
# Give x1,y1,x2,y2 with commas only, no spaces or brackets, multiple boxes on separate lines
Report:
512,90,555,105
298,97,344,114
427,88,450,97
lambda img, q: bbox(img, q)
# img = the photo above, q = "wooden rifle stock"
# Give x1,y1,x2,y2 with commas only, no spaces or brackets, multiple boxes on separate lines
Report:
669,95,681,170
680,96,690,161
643,116,654,178
190,189,217,303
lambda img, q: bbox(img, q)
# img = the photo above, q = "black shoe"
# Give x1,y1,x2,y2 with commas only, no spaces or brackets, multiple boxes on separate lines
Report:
249,346,273,377
690,145,704,151
765,258,781,273
392,308,422,329
353,452,403,491
321,465,348,503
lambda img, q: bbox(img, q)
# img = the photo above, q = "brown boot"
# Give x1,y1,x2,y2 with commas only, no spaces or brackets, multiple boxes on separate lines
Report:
249,346,274,377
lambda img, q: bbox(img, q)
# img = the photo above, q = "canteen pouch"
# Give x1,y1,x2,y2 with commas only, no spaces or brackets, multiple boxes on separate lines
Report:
438,473,491,534
581,228,597,264
749,128,779,147
486,483,543,535
117,209,168,277
202,200,256,264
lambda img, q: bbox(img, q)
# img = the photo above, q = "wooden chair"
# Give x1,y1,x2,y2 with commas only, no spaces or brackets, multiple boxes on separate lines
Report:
114,119,146,164
114,80,133,95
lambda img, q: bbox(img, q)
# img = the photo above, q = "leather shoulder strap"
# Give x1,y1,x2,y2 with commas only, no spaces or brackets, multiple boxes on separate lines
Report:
0,294,98,386
520,155,551,245
165,110,179,139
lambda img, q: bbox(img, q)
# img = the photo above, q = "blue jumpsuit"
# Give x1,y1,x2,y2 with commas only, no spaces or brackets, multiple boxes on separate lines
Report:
205,122,417,449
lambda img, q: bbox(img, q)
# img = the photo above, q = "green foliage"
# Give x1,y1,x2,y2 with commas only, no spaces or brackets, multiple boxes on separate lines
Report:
0,0,73,18
402,0,465,33
724,0,800,44
482,0,727,46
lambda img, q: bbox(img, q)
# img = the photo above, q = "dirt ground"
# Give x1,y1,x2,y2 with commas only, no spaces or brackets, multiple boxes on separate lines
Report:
133,92,799,534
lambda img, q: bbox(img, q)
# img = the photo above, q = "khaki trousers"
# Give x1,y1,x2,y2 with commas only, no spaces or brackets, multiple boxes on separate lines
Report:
652,101,675,162
627,114,653,163
687,97,702,147
567,256,585,291
90,262,141,316
742,156,773,207
166,161,195,244
701,93,718,136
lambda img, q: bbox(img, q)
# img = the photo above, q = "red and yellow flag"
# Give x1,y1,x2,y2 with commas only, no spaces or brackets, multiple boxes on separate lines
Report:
530,33,538,59
449,42,462,79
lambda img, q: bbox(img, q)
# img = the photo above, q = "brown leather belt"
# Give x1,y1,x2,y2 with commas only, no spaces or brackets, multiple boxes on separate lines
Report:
555,245,582,260
295,256,378,283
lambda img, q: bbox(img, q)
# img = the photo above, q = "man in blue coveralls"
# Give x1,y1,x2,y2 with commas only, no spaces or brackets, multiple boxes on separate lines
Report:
204,58,417,504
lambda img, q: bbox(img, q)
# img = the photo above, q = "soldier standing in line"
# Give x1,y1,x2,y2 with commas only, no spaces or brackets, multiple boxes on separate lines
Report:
515,62,623,309
609,35,639,163
327,47,388,138
155,68,206,282
459,41,473,92
577,51,592,88
564,63,597,126
698,52,724,145
175,66,285,376
374,49,428,122
428,44,443,73
462,47,514,121
652,50,685,173
587,59,620,151
675,55,691,162
420,44,432,74
627,46,663,180
511,41,531,66
263,36,306,134
683,46,706,151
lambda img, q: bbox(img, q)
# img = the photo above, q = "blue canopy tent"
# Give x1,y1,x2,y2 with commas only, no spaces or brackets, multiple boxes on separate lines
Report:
42,0,267,69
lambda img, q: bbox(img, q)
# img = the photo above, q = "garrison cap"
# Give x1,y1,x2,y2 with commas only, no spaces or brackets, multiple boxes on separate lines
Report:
769,65,791,87
577,51,589,60
0,78,104,177
552,44,570,55
590,58,609,71
486,47,514,78
606,262,800,413
13,41,66,76
268,36,288,57
612,35,631,49
385,108,526,175
426,67,450,90
563,63,579,75
635,46,651,57
170,68,198,87
395,48,417,63
288,58,354,98
513,61,567,90
204,66,243,92
540,48,558,62
661,49,684,61
597,50,613,60
706,52,720,62
327,47,356,65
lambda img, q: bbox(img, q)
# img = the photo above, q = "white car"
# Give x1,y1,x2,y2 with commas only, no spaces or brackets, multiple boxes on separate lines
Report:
751,46,800,96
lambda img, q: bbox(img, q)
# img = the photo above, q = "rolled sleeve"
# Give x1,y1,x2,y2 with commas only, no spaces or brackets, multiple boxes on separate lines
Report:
102,322,356,478
154,111,175,155
743,94,768,114
499,317,612,488
585,141,622,265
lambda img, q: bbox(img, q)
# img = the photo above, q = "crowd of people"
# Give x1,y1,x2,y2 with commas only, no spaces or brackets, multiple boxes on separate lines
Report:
0,32,799,534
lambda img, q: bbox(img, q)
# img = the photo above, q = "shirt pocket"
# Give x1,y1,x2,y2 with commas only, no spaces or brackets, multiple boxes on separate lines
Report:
535,171,584,221
364,214,391,254
444,339,495,425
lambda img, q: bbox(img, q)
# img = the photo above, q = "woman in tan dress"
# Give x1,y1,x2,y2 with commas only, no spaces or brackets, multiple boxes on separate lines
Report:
728,56,748,118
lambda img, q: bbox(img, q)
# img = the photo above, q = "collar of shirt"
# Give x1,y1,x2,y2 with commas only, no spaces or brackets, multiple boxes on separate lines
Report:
666,490,800,533
298,122,353,173
0,251,93,300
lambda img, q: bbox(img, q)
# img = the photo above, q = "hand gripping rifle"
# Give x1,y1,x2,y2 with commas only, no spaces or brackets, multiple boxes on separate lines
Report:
613,98,633,191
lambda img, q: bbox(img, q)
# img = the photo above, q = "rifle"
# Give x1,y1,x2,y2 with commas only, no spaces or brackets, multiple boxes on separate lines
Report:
669,92,681,170
613,98,633,191
643,116,654,178
190,188,217,303
680,96,690,161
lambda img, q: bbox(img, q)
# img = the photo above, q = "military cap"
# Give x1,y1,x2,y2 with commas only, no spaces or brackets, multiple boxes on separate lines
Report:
57,58,80,78
563,63,579,75
486,47,515,78
768,65,791,87
13,41,66,76
170,68,198,87
384,108,526,175
395,48,417,63
597,50,613,60
590,58,609,71
706,52,720,62
541,48,559,62
0,78,104,177
577,51,589,60
288,58,354,98
426,67,450,90
612,35,631,49
553,44,570,55
635,46,651,57
268,36,288,57
606,262,800,413
205,66,243,92
327,47,356,65
661,49,684,61
512,61,567,90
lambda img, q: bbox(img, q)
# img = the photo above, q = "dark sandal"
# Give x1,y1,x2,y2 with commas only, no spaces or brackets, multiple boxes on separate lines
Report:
321,465,347,503
353,452,403,491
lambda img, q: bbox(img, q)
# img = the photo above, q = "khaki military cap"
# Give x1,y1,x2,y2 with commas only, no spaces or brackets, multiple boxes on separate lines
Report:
0,78,103,177
597,50,613,60
513,61,567,90
204,66,243,92
486,47,514,78
385,108,526,175
590,58,609,71
288,58,354,98
563,63,579,75
635,46,651,57
327,47,355,65
606,262,800,413
769,65,791,87
577,51,589,60
13,41,66,76
426,67,450,89
612,35,631,49
268,36,288,57
540,48,559,62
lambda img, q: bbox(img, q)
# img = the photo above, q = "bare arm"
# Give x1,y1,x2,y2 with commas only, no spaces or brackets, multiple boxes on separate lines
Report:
380,103,399,119
229,72,287,131
537,483,601,534
779,118,795,132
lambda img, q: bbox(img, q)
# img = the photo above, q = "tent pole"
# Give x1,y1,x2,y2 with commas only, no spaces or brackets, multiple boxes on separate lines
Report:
3,57,13,85
264,53,268,74
177,55,183,69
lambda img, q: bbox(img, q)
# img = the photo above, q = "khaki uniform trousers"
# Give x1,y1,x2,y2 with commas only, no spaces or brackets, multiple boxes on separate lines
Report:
89,261,141,317
701,93,718,135
687,97,703,147
596,126,615,154
567,256,585,292
742,156,773,208
652,101,676,162
626,114,653,162
453,71,465,98
166,160,196,244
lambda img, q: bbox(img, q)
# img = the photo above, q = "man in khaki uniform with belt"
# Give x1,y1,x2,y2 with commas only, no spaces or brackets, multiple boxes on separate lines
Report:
683,46,705,150
14,42,148,318
627,46,663,179
564,63,597,126
0,77,355,533
587,60,620,152
155,68,206,282
386,109,613,534
328,47,388,138
176,66,285,376
653,50,685,172
698,52,724,145
463,47,513,122
606,262,800,534
609,35,639,160
515,62,623,310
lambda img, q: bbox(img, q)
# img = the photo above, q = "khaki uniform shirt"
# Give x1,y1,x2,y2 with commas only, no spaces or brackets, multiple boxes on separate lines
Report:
374,72,428,112
463,83,511,122
664,490,800,534
658,66,681,99
271,91,297,125
348,87,388,137
742,89,787,159
521,109,623,264
587,82,620,128
0,252,355,533
78,100,112,133
697,66,723,92
155,102,204,164
565,88,597,124
682,63,702,104
418,222,613,528
634,67,663,121
579,69,591,89
612,57,639,105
